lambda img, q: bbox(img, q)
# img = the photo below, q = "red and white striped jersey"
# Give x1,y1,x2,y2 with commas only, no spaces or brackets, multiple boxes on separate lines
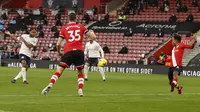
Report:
170,43,193,67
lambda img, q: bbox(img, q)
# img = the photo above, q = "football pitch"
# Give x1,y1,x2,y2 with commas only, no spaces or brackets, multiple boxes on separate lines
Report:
0,67,200,112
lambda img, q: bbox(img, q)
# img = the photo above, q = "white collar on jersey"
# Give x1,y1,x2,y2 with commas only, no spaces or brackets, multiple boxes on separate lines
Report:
68,22,76,24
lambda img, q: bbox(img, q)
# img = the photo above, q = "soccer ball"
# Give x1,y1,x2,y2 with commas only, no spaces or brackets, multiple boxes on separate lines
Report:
98,58,107,67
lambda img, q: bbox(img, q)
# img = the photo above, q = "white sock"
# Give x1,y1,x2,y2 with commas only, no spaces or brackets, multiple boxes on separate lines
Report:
99,67,105,80
21,67,27,82
84,65,89,79
14,71,22,80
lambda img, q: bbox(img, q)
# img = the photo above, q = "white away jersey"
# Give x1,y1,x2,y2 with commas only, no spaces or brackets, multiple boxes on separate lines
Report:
84,41,104,58
19,34,38,58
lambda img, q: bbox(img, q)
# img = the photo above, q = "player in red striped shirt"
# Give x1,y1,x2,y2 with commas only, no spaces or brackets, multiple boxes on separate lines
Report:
41,12,96,96
166,34,196,94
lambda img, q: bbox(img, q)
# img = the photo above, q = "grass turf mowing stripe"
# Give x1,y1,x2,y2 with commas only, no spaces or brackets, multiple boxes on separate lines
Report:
0,93,199,97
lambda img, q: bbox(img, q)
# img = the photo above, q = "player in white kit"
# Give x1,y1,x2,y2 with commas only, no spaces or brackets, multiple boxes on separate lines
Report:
84,39,106,81
5,29,38,84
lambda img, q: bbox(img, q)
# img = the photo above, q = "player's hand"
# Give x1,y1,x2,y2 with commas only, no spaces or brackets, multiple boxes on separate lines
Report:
4,31,11,36
84,55,88,61
18,37,24,41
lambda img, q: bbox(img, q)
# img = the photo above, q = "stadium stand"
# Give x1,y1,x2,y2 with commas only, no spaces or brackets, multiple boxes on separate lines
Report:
0,8,170,64
1,0,200,64
108,0,200,22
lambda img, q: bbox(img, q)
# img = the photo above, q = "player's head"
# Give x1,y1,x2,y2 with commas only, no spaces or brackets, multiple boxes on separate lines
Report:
172,34,182,46
29,28,37,37
68,12,76,22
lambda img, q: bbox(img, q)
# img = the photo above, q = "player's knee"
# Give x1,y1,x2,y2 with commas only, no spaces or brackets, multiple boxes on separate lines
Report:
85,63,89,66
78,69,83,74
21,60,27,67
56,66,65,74
84,64,88,68
173,71,179,76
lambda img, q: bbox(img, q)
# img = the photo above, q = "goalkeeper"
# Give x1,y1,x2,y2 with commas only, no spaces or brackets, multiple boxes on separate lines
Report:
84,39,107,81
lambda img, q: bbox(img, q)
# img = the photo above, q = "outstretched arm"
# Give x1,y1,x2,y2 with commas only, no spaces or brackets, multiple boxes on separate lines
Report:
5,31,35,49
4,31,20,42
183,38,196,49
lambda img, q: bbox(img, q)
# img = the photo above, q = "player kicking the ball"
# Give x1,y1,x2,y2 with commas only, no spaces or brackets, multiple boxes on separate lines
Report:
84,39,107,81
5,29,38,84
41,12,96,96
165,34,196,94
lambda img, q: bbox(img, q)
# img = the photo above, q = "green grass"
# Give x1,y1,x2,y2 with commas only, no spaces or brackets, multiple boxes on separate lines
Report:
0,67,200,112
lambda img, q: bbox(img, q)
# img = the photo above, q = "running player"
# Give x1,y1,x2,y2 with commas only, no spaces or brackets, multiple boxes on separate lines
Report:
166,34,196,94
41,12,96,96
5,28,38,84
84,39,106,81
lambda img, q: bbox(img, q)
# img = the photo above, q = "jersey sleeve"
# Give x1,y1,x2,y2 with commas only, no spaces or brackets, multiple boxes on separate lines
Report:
21,34,28,40
180,43,193,49
29,38,38,46
59,27,65,39
81,25,89,34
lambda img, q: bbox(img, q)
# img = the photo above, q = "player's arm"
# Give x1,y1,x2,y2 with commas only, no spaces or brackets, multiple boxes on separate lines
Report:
84,43,88,56
56,37,63,56
57,27,65,56
20,37,35,49
99,45,104,58
182,38,196,49
4,31,20,42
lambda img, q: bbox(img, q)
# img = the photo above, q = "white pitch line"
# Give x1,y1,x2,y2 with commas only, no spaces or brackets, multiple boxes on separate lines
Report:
0,110,13,112
0,93,200,97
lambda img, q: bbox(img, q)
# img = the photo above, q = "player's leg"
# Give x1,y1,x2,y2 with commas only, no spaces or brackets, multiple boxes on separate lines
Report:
168,67,174,92
12,70,22,83
77,67,84,97
20,60,29,84
74,51,85,96
41,66,65,95
11,54,28,84
172,67,183,94
41,53,72,95
84,62,90,81
97,59,106,81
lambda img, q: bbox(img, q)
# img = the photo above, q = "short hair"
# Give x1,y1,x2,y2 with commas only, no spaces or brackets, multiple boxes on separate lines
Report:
69,12,76,21
173,34,182,42
30,28,36,31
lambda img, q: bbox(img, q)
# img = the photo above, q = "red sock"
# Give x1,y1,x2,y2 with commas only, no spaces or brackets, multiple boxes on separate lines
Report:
172,76,179,88
78,74,84,89
50,72,61,85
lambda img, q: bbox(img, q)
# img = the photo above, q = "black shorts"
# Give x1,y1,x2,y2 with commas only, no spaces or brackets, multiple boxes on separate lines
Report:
86,58,99,66
168,66,183,81
59,50,84,69
19,54,31,67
